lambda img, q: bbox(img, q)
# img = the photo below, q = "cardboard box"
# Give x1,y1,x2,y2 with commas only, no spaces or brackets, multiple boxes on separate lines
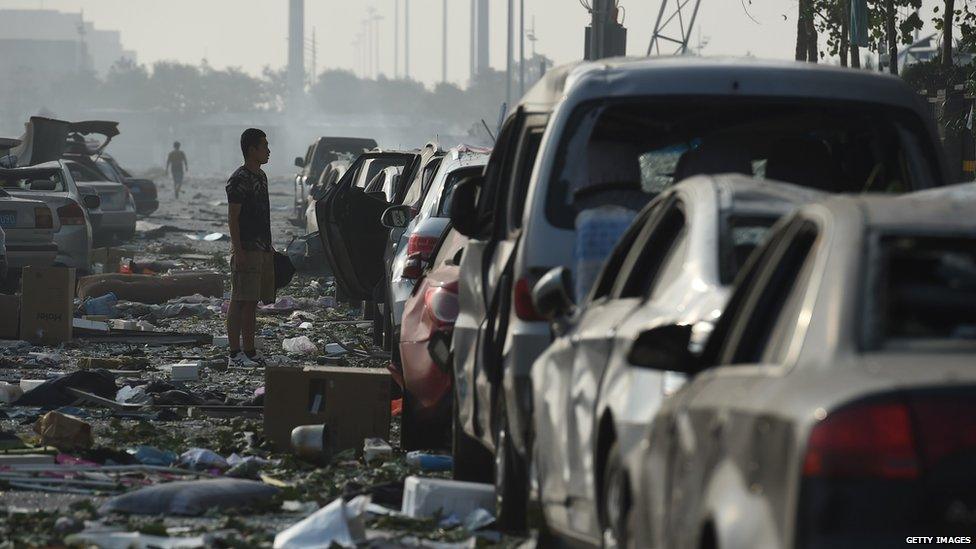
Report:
264,366,391,455
20,266,75,345
0,294,19,340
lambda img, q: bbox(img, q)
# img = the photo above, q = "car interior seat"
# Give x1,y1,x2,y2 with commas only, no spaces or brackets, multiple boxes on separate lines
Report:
764,136,836,191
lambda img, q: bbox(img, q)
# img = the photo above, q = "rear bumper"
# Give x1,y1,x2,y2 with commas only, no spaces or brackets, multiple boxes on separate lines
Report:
400,337,453,421
4,242,59,269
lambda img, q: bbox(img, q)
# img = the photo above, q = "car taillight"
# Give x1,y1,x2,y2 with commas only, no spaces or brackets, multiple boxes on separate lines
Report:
803,399,919,480
909,395,976,469
407,234,438,261
34,207,53,229
56,202,86,226
424,283,460,327
514,276,544,321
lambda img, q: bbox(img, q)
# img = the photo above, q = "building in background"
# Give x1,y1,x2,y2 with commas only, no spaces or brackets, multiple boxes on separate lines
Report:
0,9,136,77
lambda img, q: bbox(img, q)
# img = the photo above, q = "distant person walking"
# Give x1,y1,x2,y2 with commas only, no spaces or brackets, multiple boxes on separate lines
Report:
166,141,189,198
225,128,274,368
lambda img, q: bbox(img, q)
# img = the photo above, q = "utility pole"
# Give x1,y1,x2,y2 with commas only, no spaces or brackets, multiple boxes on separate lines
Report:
506,0,513,107
405,0,411,79
442,0,448,83
373,13,383,78
519,0,525,97
586,0,626,60
394,0,400,78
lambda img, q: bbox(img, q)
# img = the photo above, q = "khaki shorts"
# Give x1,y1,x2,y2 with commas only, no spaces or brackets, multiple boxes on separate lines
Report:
231,250,275,303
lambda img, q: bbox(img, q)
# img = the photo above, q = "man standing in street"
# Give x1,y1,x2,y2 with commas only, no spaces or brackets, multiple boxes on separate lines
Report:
166,141,189,199
226,128,274,367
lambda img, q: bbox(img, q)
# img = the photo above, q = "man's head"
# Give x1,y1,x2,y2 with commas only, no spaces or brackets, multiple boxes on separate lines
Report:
240,128,270,165
173,141,181,150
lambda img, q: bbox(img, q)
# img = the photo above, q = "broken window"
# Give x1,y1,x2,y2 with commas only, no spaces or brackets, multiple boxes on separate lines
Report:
874,236,976,344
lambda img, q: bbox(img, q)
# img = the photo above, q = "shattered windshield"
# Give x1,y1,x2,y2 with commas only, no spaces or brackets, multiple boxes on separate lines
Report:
0,169,67,192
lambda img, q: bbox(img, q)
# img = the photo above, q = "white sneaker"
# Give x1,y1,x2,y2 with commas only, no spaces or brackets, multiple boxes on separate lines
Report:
228,351,257,368
245,350,268,367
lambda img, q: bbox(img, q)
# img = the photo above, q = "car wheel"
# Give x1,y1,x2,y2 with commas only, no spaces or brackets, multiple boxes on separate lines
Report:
452,392,494,483
601,441,631,549
494,392,529,533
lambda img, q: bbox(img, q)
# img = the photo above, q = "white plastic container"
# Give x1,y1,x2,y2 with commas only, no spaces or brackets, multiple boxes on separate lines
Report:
162,361,200,381
363,438,392,462
0,382,23,404
400,476,494,519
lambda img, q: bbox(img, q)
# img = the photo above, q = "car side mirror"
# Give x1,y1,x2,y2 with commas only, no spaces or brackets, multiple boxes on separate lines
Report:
532,267,576,321
627,324,695,373
449,175,484,238
294,156,305,168
427,330,452,373
82,194,101,209
381,205,412,229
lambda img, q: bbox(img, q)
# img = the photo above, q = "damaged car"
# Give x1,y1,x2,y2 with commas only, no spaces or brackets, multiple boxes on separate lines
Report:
0,187,57,286
0,162,93,272
529,176,823,546
448,57,949,532
629,191,976,549
394,226,468,450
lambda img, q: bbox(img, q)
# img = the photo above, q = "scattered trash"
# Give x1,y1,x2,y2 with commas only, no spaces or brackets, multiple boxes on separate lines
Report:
406,451,453,472
27,351,65,364
129,445,178,466
14,369,118,407
462,508,496,532
99,478,279,516
77,273,224,305
400,476,495,519
162,361,201,381
282,335,317,354
65,530,209,549
324,342,348,356
282,500,320,515
116,385,151,404
185,232,228,241
33,410,94,450
299,321,314,330
179,448,229,470
72,317,111,332
364,438,393,463
0,382,24,404
273,495,369,549
82,292,119,317
291,424,329,462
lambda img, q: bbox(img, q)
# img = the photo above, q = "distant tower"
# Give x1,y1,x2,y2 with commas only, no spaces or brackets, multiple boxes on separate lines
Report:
288,0,306,105
470,0,489,78
648,0,702,56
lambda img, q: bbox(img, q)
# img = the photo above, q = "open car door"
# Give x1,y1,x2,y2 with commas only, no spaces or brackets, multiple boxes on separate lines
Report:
316,151,421,300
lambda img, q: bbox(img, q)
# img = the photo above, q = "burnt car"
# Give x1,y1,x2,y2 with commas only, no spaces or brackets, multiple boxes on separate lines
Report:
100,152,158,216
628,192,976,549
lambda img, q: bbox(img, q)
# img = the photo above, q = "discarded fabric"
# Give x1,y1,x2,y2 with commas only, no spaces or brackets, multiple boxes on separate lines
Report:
282,335,317,354
14,369,117,407
179,448,228,470
98,478,279,516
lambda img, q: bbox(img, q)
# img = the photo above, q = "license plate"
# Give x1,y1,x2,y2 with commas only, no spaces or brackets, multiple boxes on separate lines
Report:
0,212,15,228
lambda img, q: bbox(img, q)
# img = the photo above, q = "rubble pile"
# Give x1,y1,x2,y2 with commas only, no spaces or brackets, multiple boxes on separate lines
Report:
0,177,521,548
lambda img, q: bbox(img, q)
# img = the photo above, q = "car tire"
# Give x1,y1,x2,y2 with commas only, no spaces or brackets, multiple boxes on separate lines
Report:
600,441,631,549
494,392,529,534
452,392,494,483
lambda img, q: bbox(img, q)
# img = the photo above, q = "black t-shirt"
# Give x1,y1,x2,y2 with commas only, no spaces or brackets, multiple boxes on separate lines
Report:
226,166,272,251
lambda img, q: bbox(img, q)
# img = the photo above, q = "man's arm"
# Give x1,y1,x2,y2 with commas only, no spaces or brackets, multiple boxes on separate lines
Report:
165,154,170,174
228,203,243,253
182,153,189,172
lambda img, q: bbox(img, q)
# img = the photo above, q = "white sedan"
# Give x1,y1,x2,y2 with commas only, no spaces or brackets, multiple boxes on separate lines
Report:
0,187,58,277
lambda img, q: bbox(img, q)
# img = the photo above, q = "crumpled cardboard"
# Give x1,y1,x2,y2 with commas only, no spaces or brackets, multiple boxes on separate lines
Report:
33,411,93,450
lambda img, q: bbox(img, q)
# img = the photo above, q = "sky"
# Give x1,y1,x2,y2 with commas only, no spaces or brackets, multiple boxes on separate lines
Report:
1,0,946,87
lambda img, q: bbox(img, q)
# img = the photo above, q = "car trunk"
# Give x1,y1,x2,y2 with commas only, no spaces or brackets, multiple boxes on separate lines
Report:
797,356,976,548
85,182,128,211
